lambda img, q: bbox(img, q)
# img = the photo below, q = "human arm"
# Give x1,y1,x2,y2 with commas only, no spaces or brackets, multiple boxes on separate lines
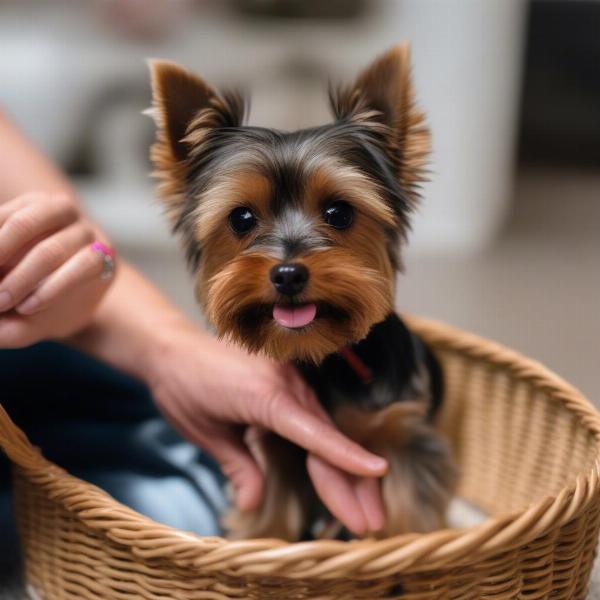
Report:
0,110,387,534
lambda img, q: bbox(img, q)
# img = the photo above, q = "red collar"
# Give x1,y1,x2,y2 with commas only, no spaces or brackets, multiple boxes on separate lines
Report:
339,347,373,385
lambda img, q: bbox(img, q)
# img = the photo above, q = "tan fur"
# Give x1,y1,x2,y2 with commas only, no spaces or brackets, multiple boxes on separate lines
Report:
334,209,396,284
224,435,311,540
195,172,272,242
305,161,397,228
193,172,272,306
205,248,392,363
335,401,457,537
226,399,456,541
192,158,395,361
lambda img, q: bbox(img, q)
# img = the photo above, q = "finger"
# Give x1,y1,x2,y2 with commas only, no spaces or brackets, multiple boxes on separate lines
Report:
279,369,387,531
199,428,265,512
280,365,331,420
0,314,37,348
0,195,31,225
0,223,93,311
293,381,333,423
16,243,110,315
354,475,386,533
307,453,367,536
265,395,388,478
273,366,387,475
155,399,265,513
0,194,78,265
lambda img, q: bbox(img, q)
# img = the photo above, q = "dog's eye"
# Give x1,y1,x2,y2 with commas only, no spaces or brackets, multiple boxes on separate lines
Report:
229,206,257,235
323,200,354,230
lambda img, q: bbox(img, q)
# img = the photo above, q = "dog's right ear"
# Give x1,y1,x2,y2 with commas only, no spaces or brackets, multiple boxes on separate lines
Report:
147,61,245,221
147,60,215,220
148,60,217,162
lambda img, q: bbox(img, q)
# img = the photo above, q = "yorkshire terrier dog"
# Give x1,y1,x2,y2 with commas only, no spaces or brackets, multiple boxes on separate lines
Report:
148,44,456,540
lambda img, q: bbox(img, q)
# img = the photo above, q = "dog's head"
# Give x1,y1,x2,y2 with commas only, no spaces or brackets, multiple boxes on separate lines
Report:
148,44,429,362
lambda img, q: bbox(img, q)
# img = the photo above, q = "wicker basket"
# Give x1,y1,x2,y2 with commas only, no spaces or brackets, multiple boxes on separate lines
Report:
1,316,600,600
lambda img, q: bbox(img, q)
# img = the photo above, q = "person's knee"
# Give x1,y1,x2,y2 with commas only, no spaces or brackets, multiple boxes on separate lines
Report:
0,487,21,575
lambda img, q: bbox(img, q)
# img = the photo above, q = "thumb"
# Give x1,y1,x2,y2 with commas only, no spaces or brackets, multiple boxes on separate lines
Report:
202,429,264,512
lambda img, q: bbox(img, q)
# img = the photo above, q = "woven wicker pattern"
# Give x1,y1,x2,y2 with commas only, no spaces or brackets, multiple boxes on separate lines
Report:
1,316,599,599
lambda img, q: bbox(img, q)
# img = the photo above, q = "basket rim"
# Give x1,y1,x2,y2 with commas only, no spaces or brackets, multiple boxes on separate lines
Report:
3,314,600,581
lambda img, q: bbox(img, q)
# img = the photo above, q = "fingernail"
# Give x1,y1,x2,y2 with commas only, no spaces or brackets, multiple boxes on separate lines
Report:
366,507,386,533
0,290,12,311
16,295,40,315
235,486,250,512
348,515,368,537
368,456,388,474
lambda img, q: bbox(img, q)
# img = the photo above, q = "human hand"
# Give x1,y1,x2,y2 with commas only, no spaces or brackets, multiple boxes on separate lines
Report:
146,319,387,536
0,192,114,347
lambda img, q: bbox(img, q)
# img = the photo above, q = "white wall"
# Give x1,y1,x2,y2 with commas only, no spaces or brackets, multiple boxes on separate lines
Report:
0,0,526,255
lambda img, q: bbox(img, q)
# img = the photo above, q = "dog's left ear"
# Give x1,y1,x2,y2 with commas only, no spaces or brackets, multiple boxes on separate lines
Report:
331,43,430,200
147,60,244,222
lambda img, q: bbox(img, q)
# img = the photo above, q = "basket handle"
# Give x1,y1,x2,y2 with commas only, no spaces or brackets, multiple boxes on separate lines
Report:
0,402,46,470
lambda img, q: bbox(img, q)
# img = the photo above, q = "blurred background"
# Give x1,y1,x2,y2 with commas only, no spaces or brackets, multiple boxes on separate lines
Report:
0,0,598,403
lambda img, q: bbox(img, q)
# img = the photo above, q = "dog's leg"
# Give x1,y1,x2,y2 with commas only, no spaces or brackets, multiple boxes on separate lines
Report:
378,408,456,536
223,433,310,541
335,402,456,537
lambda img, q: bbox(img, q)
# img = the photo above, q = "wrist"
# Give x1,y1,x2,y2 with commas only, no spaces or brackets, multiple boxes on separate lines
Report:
70,261,213,386
139,312,213,388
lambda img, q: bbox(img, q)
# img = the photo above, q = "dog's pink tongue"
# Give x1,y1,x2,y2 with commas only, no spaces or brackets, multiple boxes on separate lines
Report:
273,303,317,328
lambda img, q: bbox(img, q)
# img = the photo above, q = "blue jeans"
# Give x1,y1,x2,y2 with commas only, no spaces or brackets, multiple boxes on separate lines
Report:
0,343,227,573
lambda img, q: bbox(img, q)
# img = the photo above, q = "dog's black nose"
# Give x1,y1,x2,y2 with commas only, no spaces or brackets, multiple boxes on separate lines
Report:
270,263,309,296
